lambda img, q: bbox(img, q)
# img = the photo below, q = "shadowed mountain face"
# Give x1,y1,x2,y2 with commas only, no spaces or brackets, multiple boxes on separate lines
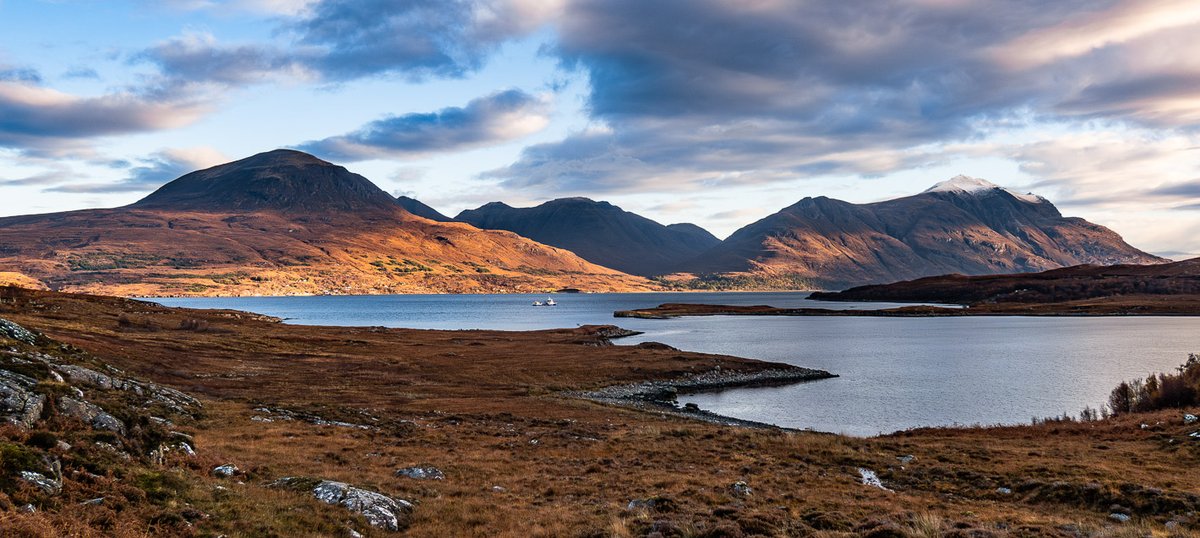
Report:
810,257,1200,304
683,176,1164,288
132,150,398,214
456,198,721,276
0,150,650,296
396,196,452,222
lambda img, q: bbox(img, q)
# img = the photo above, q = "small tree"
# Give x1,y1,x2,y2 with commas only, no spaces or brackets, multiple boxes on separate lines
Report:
1108,381,1135,416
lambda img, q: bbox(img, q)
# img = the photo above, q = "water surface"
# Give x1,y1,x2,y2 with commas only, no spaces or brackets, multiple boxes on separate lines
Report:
154,293,1200,436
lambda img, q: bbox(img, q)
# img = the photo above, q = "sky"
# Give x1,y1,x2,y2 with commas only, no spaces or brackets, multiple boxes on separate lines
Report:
2,0,1200,258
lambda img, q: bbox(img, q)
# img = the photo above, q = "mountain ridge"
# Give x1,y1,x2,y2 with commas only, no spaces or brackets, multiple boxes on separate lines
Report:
0,150,652,296
456,197,721,276
677,177,1164,288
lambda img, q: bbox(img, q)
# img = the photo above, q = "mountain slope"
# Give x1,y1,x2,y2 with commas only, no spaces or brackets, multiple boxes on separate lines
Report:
456,198,721,276
682,176,1163,288
0,150,651,296
396,196,452,222
809,257,1200,305
132,149,397,214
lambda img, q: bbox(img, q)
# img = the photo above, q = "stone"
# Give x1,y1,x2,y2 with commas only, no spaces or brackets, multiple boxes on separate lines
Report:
308,480,414,531
54,364,115,390
80,497,105,506
58,396,125,435
0,318,38,344
897,455,915,464
730,481,753,497
1,369,45,428
995,487,1012,495
1185,414,1198,424
626,496,675,512
1108,513,1131,523
19,471,61,495
395,465,444,480
212,464,239,478
858,468,893,492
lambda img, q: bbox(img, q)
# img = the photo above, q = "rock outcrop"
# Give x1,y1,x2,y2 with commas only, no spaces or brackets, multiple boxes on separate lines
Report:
273,477,415,531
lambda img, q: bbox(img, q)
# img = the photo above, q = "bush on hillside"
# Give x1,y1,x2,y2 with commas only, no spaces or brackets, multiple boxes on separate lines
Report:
1107,353,1200,415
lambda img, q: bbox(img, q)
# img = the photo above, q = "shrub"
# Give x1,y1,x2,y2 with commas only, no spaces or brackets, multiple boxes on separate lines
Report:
24,431,57,450
1106,353,1200,415
177,318,209,332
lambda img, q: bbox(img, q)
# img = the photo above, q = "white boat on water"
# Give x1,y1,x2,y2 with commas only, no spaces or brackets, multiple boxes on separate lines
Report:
532,298,558,307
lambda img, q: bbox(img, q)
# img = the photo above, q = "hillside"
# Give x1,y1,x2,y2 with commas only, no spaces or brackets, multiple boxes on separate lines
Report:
810,257,1200,307
456,198,721,276
4,286,1200,535
396,195,453,222
680,176,1163,289
0,150,651,296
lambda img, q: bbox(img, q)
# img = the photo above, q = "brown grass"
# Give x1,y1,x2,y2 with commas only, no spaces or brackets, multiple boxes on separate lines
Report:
2,286,1200,536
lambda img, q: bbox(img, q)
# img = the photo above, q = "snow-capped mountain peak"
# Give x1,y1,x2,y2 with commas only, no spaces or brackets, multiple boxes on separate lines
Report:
923,175,1045,204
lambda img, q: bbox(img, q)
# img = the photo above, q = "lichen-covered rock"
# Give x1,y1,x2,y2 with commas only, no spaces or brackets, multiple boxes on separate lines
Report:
0,318,38,345
1,368,45,428
19,471,61,495
212,464,239,477
274,477,414,531
730,481,753,497
395,465,444,480
53,363,200,415
54,364,117,390
58,396,126,435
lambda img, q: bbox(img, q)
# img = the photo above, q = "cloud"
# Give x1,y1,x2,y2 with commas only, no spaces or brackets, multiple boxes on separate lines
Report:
0,170,72,187
1151,181,1200,199
297,89,550,161
62,67,100,80
0,81,209,156
484,0,1200,197
138,0,562,85
135,32,310,86
0,66,41,84
150,0,315,15
46,147,227,194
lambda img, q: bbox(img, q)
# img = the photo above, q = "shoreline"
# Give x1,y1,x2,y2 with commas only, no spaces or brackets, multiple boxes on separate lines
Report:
569,366,838,430
615,302,1200,318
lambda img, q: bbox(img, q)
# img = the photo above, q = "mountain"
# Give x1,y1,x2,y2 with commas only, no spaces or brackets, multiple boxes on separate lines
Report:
680,175,1164,289
455,197,721,276
396,196,452,222
0,150,651,296
132,149,397,214
809,257,1200,306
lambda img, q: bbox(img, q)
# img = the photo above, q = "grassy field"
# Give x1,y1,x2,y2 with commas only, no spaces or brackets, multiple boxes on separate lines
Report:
2,286,1199,536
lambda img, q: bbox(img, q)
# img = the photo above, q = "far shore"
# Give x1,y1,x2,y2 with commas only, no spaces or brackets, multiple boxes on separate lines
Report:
615,299,1200,318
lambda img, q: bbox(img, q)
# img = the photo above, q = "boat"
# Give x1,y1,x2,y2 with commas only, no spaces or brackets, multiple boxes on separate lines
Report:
532,301,544,306
546,298,557,306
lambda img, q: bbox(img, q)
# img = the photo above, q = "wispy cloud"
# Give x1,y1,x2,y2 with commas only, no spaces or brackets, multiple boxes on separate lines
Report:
137,0,562,85
0,81,209,156
45,147,227,194
297,89,550,161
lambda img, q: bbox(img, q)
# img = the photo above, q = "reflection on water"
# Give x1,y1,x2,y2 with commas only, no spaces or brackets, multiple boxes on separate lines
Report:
153,293,1200,436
